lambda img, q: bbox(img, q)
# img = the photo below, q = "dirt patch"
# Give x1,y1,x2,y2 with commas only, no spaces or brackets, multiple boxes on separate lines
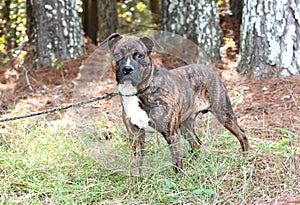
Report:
229,75,299,136
0,38,98,119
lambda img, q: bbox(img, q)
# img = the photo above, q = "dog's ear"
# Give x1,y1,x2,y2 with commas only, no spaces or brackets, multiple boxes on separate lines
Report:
139,37,163,53
100,33,122,50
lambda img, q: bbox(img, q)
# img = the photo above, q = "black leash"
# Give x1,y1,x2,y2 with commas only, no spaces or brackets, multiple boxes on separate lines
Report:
0,92,119,123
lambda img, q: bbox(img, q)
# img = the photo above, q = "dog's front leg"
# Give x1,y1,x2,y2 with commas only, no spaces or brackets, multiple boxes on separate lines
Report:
162,129,184,173
122,113,145,177
128,131,145,177
150,107,184,173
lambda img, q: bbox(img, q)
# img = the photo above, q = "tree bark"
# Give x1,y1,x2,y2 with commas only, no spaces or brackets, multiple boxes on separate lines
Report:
26,0,34,41
150,0,160,25
82,0,98,44
81,0,118,44
230,0,243,24
97,0,118,43
161,0,222,62
28,0,86,68
238,0,300,78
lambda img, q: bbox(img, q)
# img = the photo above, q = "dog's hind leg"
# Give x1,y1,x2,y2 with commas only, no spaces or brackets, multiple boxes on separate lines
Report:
223,117,249,152
211,95,249,152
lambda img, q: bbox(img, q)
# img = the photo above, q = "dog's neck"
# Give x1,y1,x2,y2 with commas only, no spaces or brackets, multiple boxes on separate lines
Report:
132,63,157,97
141,60,156,92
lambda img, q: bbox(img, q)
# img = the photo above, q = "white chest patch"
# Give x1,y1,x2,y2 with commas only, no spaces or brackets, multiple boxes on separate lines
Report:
118,81,137,96
122,96,155,132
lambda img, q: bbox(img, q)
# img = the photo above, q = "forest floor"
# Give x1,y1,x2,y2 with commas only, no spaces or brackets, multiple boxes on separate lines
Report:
0,14,299,204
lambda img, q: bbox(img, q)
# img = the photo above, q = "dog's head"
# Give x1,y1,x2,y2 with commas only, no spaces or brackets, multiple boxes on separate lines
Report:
100,33,163,96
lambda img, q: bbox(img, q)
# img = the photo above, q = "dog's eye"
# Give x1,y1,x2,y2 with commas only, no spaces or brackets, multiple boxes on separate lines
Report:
114,53,123,61
133,52,145,61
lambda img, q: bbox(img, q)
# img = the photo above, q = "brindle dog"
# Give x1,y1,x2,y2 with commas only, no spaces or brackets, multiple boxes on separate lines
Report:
100,33,249,175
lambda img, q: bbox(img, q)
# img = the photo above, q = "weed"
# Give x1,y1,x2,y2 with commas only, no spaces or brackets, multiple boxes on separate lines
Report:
233,87,244,110
0,113,299,204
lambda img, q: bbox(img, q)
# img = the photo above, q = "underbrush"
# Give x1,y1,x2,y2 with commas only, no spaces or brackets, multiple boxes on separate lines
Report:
0,114,299,204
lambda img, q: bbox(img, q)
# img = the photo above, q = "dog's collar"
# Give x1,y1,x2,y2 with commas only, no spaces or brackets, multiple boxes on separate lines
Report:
119,93,136,97
119,85,149,97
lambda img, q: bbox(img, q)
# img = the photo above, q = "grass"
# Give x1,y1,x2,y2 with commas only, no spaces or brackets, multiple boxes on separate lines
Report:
0,113,299,204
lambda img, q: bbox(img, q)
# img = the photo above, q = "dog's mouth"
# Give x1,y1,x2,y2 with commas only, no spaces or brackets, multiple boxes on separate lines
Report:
118,80,138,96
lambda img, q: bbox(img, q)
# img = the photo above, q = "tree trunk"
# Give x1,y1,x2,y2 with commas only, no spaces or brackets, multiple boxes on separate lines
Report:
150,0,160,25
81,0,118,44
82,0,98,44
230,0,243,24
238,0,300,78
26,0,34,41
28,0,86,68
97,0,118,43
161,0,222,63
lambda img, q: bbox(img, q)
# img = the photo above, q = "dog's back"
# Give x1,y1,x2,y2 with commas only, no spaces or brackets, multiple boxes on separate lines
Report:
171,64,234,124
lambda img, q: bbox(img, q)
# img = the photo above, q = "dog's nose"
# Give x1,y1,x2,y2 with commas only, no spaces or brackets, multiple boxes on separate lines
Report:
123,65,134,75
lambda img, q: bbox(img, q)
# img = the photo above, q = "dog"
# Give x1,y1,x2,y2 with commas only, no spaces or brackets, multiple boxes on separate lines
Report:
100,33,249,175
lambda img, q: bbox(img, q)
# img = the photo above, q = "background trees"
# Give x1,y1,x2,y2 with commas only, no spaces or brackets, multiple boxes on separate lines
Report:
238,0,300,78
0,0,27,58
161,0,222,62
229,0,243,23
82,0,118,44
0,0,299,78
26,0,86,68
81,0,98,44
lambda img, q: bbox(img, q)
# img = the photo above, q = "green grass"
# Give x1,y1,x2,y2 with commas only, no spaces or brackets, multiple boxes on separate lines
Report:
0,114,299,204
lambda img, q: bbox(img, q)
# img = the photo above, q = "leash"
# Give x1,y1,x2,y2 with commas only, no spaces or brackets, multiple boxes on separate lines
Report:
0,92,119,123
